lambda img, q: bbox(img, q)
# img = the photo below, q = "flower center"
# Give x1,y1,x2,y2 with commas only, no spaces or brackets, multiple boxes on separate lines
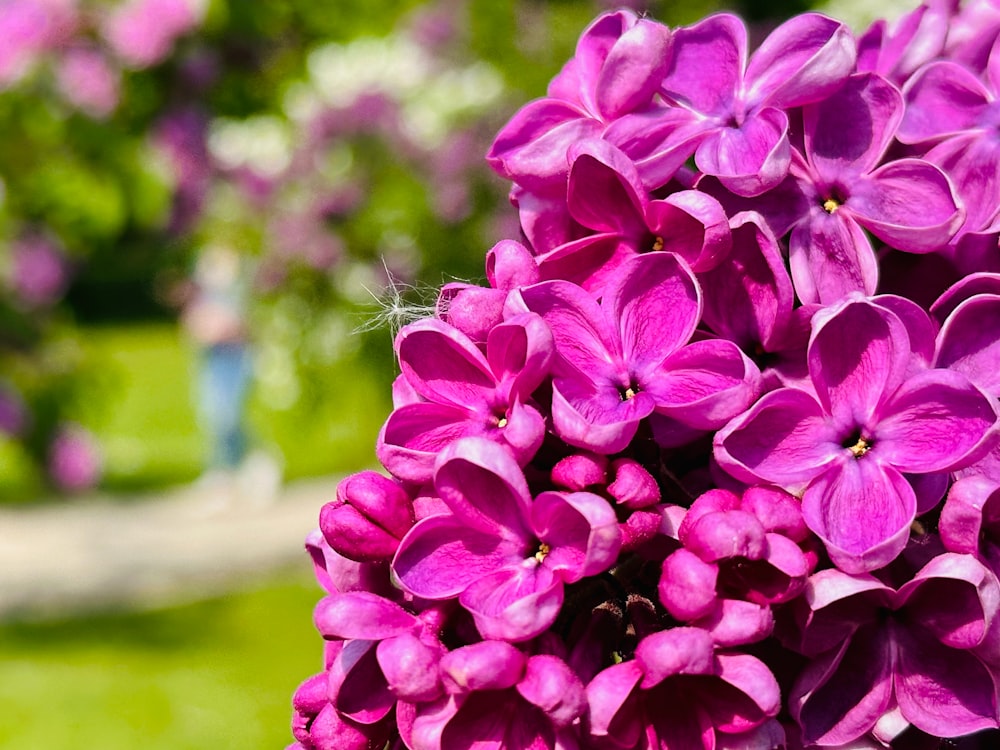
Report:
496,416,507,428
822,198,840,214
847,436,872,458
534,542,550,563
651,236,664,252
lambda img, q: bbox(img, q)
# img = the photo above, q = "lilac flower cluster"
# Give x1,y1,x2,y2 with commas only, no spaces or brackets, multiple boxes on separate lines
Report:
290,3,1000,748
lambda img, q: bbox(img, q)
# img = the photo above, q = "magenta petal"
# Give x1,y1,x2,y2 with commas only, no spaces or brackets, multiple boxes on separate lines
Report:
789,211,879,304
695,108,791,197
851,160,963,252
331,640,395,724
397,320,495,409
659,548,719,621
746,13,856,110
392,514,520,599
378,402,486,484
791,624,893,746
587,661,644,741
606,252,701,372
488,313,553,399
894,625,999,737
663,13,745,117
440,640,526,693
635,627,716,688
940,475,1000,555
516,655,587,728
875,369,999,473
804,73,902,178
313,592,416,640
595,17,674,120
699,211,793,351
808,297,909,426
551,376,652,454
533,490,622,579
936,293,1000,392
899,61,991,143
605,106,713,189
696,598,774,647
646,190,733,273
712,653,781,729
376,633,443,703
487,99,601,189
802,458,915,574
567,139,647,235
714,387,840,489
433,437,533,537
516,280,622,379
649,338,761,430
460,565,565,641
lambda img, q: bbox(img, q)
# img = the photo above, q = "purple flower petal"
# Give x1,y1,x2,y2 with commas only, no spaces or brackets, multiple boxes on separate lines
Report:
313,592,416,640
440,641,526,693
566,139,647,235
714,387,840,489
376,633,443,703
936,293,1000,392
650,338,761,430
460,564,564,641
893,624,999,737
804,73,902,179
899,61,991,143
851,159,963,252
378,402,487,484
646,190,733,273
662,14,745,117
396,320,495,410
533,490,622,579
801,457,915,573
392,514,521,599
808,297,910,428
789,210,879,304
745,13,857,110
695,107,790,197
551,376,653,454
604,252,701,374
516,655,587,727
874,369,999,473
593,17,674,120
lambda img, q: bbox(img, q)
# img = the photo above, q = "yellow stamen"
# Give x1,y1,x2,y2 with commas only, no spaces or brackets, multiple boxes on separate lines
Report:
823,198,839,214
623,387,636,400
848,437,871,458
652,236,664,252
534,542,550,563
496,417,508,428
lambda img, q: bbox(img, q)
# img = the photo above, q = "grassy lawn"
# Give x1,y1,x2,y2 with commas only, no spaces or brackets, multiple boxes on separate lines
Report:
0,571,325,749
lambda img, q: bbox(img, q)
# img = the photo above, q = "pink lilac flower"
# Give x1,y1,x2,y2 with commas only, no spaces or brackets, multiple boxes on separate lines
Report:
48,423,102,492
55,46,120,119
408,642,586,750
659,486,811,647
781,72,962,304
10,234,70,308
613,11,856,195
320,471,415,563
0,0,76,88
898,43,1000,239
788,554,1000,745
102,0,199,69
392,437,622,641
0,382,28,437
587,627,783,750
531,138,731,293
715,296,998,573
376,313,552,484
512,251,760,453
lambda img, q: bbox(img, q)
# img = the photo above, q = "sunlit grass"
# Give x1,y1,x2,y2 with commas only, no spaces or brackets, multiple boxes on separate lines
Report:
0,571,325,750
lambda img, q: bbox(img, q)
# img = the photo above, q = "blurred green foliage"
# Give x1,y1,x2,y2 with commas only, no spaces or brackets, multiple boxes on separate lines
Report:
0,571,322,749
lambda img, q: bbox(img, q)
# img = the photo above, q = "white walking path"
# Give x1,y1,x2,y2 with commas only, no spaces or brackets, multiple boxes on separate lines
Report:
0,475,337,621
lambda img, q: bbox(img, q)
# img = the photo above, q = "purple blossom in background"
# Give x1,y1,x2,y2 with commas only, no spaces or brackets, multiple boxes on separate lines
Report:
47,423,102,493
102,0,198,69
0,0,76,88
0,382,28,437
9,233,71,308
56,46,120,119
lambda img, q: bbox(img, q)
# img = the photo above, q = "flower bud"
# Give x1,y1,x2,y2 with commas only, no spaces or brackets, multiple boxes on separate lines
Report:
320,471,414,562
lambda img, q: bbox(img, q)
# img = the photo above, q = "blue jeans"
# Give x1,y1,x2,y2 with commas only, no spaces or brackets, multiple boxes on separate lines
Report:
198,342,252,470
